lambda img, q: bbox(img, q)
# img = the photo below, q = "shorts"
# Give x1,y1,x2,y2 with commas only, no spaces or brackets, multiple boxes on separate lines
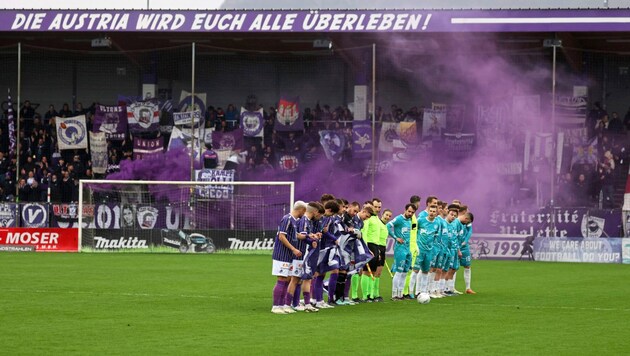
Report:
392,246,412,273
414,249,434,273
433,252,449,271
378,245,386,267
451,253,460,271
272,259,292,277
441,254,454,272
291,259,304,277
365,243,380,272
430,247,443,268
459,249,472,268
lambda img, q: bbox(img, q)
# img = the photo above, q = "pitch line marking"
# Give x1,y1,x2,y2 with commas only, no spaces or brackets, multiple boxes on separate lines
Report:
434,302,630,312
4,288,216,299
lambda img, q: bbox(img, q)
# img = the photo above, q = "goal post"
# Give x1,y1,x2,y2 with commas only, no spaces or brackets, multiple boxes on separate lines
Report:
78,180,294,253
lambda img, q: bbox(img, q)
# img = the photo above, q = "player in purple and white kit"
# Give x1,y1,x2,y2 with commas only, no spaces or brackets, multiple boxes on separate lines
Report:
271,201,307,314
293,201,324,312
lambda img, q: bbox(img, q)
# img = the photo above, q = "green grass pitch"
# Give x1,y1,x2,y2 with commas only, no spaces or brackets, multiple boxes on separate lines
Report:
1,253,629,355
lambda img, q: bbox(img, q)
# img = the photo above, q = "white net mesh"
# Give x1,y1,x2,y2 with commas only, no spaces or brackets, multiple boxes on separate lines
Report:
79,180,293,253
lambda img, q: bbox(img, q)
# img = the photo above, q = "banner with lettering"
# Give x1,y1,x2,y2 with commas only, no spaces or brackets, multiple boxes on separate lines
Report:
275,96,303,132
483,208,622,238
533,237,622,263
241,107,264,137
352,121,372,159
173,110,202,127
127,100,160,133
133,137,164,160
194,169,235,199
90,132,108,175
443,132,475,157
56,115,88,150
93,104,127,140
50,203,79,228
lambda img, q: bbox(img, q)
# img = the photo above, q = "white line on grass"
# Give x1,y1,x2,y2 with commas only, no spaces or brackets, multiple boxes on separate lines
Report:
4,289,216,299
434,302,630,312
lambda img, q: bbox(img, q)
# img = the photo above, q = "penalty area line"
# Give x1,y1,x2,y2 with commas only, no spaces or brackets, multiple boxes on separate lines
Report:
433,302,630,312
4,288,217,299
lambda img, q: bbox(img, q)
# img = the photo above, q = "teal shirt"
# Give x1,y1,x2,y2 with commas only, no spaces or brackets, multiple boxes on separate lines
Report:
451,219,465,251
417,210,428,220
417,216,440,252
461,223,473,251
387,214,412,248
435,216,449,251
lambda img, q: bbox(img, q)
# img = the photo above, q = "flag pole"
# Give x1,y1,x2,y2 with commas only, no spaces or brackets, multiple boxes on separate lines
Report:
190,42,196,182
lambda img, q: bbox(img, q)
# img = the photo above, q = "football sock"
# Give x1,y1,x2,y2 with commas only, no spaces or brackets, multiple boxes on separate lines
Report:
327,273,338,303
373,277,381,298
409,271,418,296
351,274,360,299
464,268,471,289
361,274,371,299
293,284,301,307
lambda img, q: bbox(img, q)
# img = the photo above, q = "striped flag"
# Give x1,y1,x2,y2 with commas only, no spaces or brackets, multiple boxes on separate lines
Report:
7,89,16,158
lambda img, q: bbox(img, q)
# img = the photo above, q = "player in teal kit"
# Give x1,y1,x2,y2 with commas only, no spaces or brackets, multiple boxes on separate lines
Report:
414,205,440,299
458,209,475,294
387,203,417,300
447,210,473,295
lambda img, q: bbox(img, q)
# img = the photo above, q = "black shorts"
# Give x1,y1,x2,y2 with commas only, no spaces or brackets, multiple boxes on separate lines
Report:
378,245,386,266
365,243,380,271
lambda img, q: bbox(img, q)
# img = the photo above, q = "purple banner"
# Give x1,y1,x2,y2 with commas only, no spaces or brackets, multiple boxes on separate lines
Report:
0,203,18,228
93,105,127,140
6,10,630,32
275,96,303,132
352,122,372,159
133,137,164,160
212,128,244,151
241,107,264,137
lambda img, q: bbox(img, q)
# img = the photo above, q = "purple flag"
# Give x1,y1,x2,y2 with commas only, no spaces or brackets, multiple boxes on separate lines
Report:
93,105,127,140
301,245,320,280
133,137,164,160
7,89,16,158
274,96,303,132
212,128,244,151
352,122,372,159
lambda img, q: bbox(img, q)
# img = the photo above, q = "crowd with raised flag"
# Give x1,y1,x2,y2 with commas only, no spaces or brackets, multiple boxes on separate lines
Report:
271,193,476,314
0,94,628,211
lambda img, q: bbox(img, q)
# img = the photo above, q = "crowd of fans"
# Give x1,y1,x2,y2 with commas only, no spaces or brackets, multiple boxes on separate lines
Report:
0,99,628,208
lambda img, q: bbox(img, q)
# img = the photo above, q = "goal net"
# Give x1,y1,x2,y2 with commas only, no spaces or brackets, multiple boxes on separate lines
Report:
78,180,294,254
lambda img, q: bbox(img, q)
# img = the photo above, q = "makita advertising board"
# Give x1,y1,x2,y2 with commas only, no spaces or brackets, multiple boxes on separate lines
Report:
0,228,78,252
82,228,276,252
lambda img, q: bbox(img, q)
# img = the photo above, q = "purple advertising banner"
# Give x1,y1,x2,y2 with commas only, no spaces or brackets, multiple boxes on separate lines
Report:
5,10,630,33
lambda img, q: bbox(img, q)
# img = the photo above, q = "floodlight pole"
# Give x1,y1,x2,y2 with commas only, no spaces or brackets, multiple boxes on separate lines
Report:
16,42,21,200
371,43,376,195
544,38,562,235
191,42,196,182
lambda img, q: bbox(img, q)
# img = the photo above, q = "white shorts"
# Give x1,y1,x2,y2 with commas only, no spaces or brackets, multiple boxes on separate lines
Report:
291,259,304,277
272,259,292,277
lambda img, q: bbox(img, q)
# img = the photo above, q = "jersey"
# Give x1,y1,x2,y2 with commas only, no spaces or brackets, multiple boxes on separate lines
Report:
294,216,313,254
417,209,428,220
321,215,344,249
417,216,440,252
378,218,389,246
361,215,381,244
387,214,412,248
272,213,300,262
461,223,473,251
352,214,364,230
451,218,465,252
434,216,450,253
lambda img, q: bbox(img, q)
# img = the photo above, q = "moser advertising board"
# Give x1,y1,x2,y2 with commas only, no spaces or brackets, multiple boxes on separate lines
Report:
0,228,78,252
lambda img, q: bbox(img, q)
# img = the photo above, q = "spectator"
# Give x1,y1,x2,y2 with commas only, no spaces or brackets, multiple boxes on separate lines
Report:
60,171,74,203
17,178,29,202
599,150,616,208
58,103,73,118
44,104,58,122
608,112,623,133
587,102,606,139
74,102,86,116
225,104,239,130
574,173,589,206
49,174,61,202
27,180,42,202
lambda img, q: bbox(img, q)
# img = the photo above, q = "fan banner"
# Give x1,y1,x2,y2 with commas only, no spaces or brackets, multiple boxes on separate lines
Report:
241,107,264,137
90,132,109,175
533,237,622,263
275,96,303,132
178,91,207,118
133,137,164,160
56,115,88,150
352,121,372,159
194,169,235,200
173,110,202,127
0,203,18,227
319,130,346,162
93,105,127,140
127,100,160,133
212,128,244,151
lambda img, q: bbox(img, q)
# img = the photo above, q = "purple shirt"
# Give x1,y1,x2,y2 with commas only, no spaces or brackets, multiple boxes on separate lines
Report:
272,213,299,262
